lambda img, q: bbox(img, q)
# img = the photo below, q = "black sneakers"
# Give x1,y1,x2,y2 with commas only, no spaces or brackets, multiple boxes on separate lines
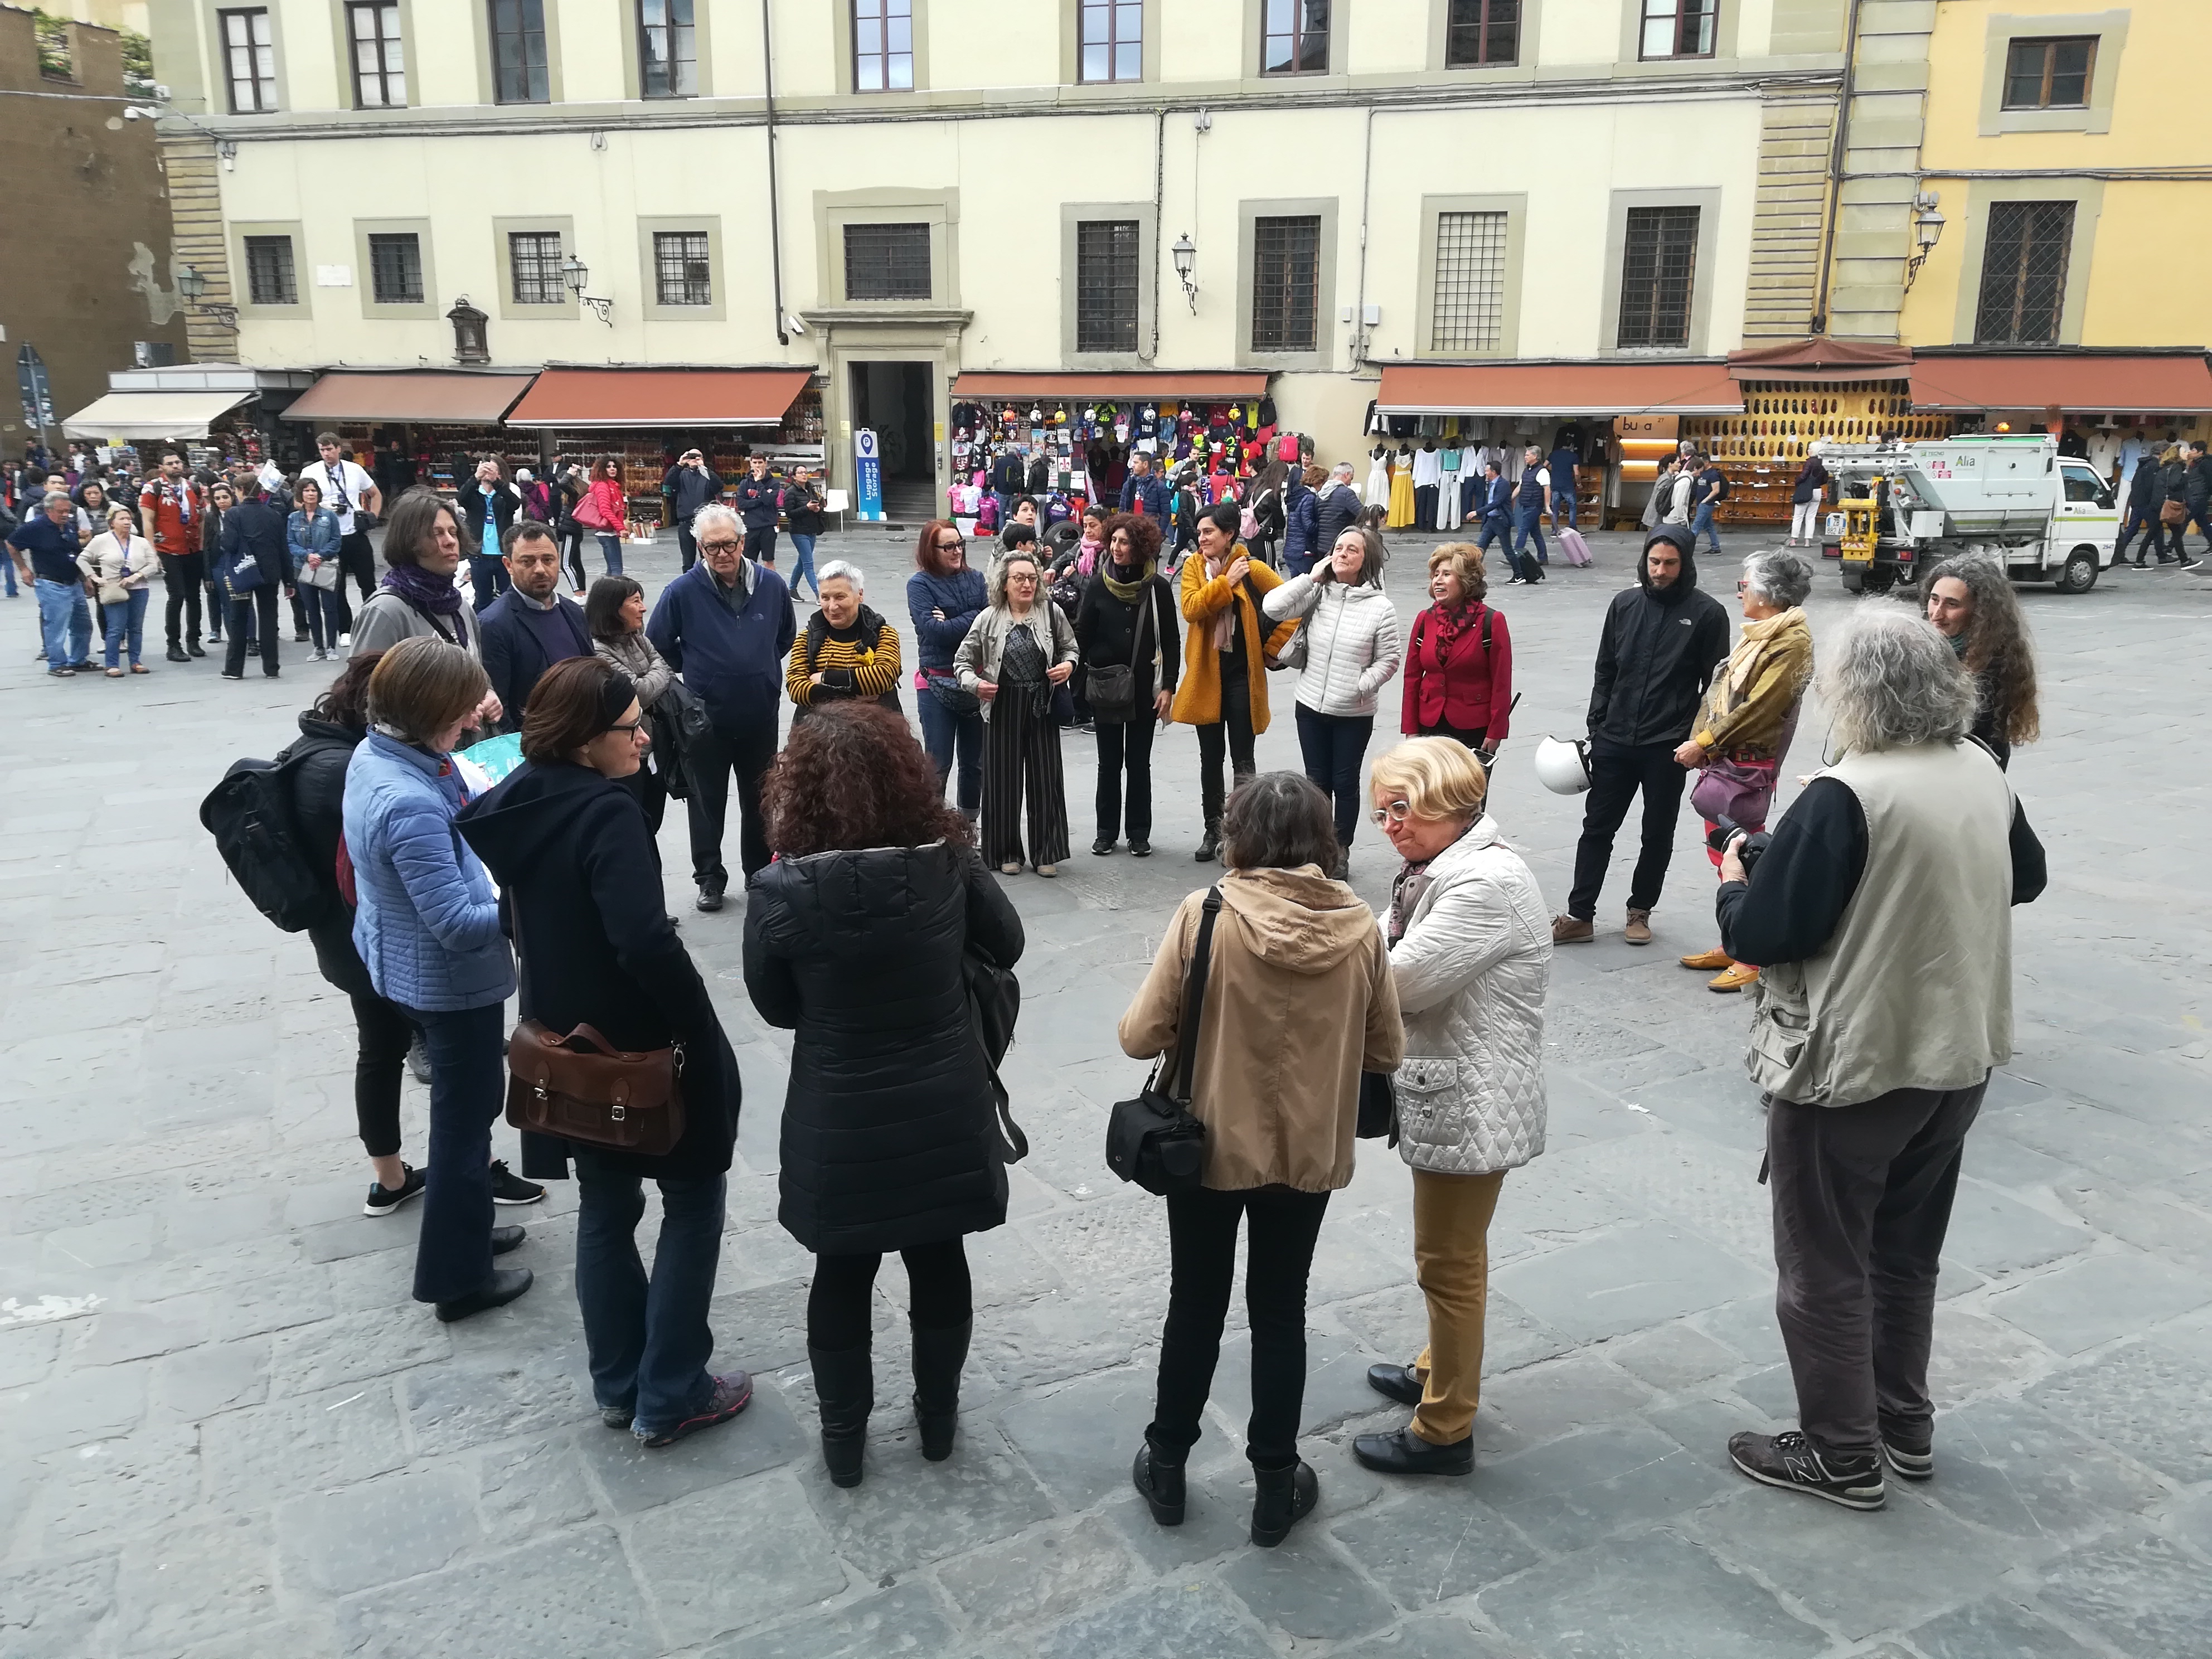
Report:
1728,1430,1886,1510
489,1160,546,1206
363,1165,425,1216
640,1371,754,1448
1880,1420,1934,1482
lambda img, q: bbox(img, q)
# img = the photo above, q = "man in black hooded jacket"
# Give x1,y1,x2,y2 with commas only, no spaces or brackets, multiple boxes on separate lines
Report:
1554,524,1730,946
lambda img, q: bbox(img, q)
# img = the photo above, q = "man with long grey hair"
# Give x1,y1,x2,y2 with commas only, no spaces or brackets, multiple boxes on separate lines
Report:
1713,605,2045,1512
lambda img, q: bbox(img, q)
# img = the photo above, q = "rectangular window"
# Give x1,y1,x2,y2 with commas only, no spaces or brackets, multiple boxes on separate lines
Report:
843,222,932,300
1075,220,1140,352
218,8,276,113
489,0,549,104
653,231,712,305
347,2,405,109
368,232,423,304
1639,0,1718,60
1616,205,1699,350
1430,211,1508,352
508,230,565,304
1445,0,1518,67
1260,0,1329,75
639,0,696,98
852,0,914,93
244,235,297,305
1079,0,1142,83
1251,214,1321,352
1973,201,2074,346
2002,36,2095,110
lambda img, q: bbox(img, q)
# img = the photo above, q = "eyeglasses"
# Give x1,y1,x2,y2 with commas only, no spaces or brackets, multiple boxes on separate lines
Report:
699,538,741,555
1006,571,1039,583
936,537,964,550
1368,799,1414,825
607,719,643,737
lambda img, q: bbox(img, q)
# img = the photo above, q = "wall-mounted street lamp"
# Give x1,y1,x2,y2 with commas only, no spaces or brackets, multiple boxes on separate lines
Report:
1171,234,1197,313
561,254,614,325
175,264,237,330
1903,190,1946,295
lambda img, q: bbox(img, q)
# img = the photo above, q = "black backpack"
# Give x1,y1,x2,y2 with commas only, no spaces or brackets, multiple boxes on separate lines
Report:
1709,467,1731,502
199,754,334,933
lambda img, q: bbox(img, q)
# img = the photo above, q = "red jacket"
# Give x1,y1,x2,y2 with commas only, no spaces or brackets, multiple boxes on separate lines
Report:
139,477,206,556
1401,602,1512,739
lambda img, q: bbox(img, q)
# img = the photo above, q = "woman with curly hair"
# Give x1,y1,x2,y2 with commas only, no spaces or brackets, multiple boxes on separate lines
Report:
1920,555,2039,770
1076,512,1180,857
742,704,1025,1489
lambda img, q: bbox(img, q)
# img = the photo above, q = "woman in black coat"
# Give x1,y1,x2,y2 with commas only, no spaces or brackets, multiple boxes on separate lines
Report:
1074,511,1180,856
743,702,1024,1488
458,657,749,1451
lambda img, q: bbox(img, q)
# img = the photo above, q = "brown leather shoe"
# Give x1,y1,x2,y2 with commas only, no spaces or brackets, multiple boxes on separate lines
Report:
1708,963,1760,993
1680,947,1733,971
1551,914,1594,944
1624,909,1653,945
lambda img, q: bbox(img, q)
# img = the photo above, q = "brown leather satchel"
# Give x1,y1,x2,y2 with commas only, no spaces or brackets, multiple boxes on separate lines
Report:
505,1020,685,1157
2161,498,2189,527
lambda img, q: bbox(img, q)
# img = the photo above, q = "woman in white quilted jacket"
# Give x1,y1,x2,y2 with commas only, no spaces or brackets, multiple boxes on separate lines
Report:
1351,738,1551,1477
1262,525,1403,869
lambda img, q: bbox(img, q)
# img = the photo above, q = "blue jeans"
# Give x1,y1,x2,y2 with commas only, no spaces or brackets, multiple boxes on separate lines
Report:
302,583,346,651
1512,505,1548,579
1692,501,1721,555
596,532,624,577
1294,704,1375,852
574,1152,727,1434
35,577,92,669
787,533,819,598
1553,489,1578,530
918,680,986,812
100,587,149,668
468,553,508,607
405,1001,508,1306
3,555,14,596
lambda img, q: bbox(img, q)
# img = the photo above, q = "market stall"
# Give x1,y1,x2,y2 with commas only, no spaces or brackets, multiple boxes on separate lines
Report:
280,370,537,495
1908,348,2212,476
62,365,316,478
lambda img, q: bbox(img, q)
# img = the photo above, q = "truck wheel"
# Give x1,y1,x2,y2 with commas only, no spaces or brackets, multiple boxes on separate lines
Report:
1863,566,1897,595
1840,566,1864,594
2057,546,2098,594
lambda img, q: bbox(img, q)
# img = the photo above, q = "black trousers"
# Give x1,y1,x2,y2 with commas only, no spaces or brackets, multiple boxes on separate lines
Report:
1149,1185,1331,1468
744,525,778,564
676,523,698,572
2115,503,2160,561
337,531,376,604
225,588,280,677
560,522,589,592
808,1238,973,1351
159,552,205,646
685,719,776,893
1195,670,1257,834
1413,483,1438,530
349,990,416,1159
1295,705,1375,852
1566,736,1688,919
1768,1076,1986,1460
981,692,1071,867
1094,715,1157,845
1418,720,1487,750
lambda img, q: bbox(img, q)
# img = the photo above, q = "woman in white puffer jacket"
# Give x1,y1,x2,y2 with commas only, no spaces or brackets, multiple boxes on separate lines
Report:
1262,525,1402,864
1350,737,1550,1479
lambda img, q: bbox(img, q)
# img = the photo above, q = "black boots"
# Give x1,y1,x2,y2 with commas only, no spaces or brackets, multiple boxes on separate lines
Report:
1194,826,1221,862
1132,1437,1186,1525
1250,1459,1319,1548
808,1343,872,1488
911,1317,971,1462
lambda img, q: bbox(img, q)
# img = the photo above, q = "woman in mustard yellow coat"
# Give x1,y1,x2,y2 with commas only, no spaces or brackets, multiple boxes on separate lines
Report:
1172,501,1299,860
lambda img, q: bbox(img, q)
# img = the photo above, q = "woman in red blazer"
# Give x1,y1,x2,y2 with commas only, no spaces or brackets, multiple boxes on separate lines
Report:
1400,542,1512,763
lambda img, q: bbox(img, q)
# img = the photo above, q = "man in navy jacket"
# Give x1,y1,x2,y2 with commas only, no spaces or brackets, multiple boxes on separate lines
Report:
647,503,796,910
478,522,591,733
1118,450,1170,521
733,454,784,568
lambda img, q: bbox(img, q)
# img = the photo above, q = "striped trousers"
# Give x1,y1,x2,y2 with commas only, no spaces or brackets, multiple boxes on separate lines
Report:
981,692,1071,869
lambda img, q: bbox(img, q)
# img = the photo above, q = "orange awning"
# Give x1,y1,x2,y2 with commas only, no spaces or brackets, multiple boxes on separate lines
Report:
1375,362,1744,416
283,371,536,425
1910,351,2212,414
952,371,1269,401
1728,338,1913,383
505,367,815,428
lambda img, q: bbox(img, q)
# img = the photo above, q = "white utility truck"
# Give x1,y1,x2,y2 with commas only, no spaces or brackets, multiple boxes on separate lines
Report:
1816,434,2118,595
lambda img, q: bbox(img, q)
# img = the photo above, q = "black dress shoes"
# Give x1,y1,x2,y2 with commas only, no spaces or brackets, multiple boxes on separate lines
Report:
491,1225,526,1255
1352,1426,1474,1477
1365,1362,1423,1407
434,1266,533,1322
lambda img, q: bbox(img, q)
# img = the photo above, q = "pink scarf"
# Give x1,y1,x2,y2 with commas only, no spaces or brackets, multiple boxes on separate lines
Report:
1204,550,1239,652
1075,536,1103,576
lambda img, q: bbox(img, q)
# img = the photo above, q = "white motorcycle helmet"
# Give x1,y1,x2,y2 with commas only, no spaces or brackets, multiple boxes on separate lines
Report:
1535,736,1594,796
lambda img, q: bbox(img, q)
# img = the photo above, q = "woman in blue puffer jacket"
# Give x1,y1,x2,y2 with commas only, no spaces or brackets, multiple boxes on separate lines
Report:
1281,465,1323,573
343,636,530,1323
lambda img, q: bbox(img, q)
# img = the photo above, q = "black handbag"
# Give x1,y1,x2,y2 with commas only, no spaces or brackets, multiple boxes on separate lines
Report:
1085,579,1149,722
1357,1071,1396,1141
1105,886,1221,1195
964,927,1027,1163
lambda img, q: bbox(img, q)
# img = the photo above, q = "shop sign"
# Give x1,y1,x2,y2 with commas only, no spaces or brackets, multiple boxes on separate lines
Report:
1613,413,1679,440
854,428,885,522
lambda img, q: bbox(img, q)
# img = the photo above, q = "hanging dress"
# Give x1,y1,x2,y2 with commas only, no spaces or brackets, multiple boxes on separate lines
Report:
1388,450,1418,529
1364,448,1392,509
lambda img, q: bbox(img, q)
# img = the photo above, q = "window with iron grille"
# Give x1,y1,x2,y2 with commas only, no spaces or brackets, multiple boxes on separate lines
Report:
347,2,405,108
368,233,423,304
1251,215,1321,353
2002,36,2095,109
1639,0,1717,60
218,8,276,113
1973,201,2074,346
244,235,296,305
639,0,696,98
1260,0,1329,75
1616,206,1699,350
508,231,564,304
1430,211,1508,352
489,0,549,104
852,0,914,93
1446,0,1518,67
843,222,932,300
1079,0,1142,83
1075,221,1140,352
654,232,712,305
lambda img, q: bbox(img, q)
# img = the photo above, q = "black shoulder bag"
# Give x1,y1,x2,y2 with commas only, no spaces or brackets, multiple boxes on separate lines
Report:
1105,886,1221,1195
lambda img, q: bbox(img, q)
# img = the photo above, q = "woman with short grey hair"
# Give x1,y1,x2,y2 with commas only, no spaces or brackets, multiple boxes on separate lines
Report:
788,559,901,717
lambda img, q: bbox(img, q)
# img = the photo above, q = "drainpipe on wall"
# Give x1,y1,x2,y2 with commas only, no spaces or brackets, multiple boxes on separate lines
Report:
1147,106,1164,362
1810,0,1866,336
1351,104,1374,368
762,0,789,347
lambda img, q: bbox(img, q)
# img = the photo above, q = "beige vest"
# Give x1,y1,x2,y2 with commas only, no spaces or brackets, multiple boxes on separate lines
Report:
1745,741,2015,1107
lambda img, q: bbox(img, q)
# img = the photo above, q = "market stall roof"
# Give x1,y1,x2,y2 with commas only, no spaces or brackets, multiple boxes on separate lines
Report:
1909,350,2212,414
1374,361,1744,417
1727,338,1913,382
282,371,537,425
951,371,1270,401
504,367,813,428
62,389,251,441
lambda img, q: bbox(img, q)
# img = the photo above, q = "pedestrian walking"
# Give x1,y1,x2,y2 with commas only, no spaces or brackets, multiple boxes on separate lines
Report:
76,503,156,676
1509,447,1549,584
786,560,901,716
909,520,989,816
783,465,826,601
287,476,345,661
514,468,552,525
1920,554,2040,771
1789,454,1830,546
734,453,782,569
348,488,484,664
584,459,628,579
954,543,1076,876
1175,501,1297,862
555,460,591,596
1548,438,1581,531
1118,448,1170,520
302,433,384,624
478,521,592,732
456,459,522,607
743,702,1025,1486
1354,739,1548,1476
217,477,291,681
1641,455,1676,537
141,450,209,662
1121,772,1403,1548
1401,543,1512,760
661,448,724,574
2114,444,2167,565
1553,525,1730,946
1718,605,2046,1510
1076,512,1178,857
1691,453,1728,555
2180,439,2212,566
588,575,676,835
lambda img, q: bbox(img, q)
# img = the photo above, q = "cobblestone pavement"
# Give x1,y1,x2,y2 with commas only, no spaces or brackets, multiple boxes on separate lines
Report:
4,526,2210,1659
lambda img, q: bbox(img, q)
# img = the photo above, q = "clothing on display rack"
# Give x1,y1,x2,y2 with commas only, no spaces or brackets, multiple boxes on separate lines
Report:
1387,446,1418,529
1410,440,1443,533
1364,446,1392,510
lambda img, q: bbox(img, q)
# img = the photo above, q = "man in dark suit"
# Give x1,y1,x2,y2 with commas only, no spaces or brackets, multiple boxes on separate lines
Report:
478,521,591,732
218,478,293,680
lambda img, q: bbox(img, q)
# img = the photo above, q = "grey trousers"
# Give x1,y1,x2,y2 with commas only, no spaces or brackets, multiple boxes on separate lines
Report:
1767,1075,1987,1459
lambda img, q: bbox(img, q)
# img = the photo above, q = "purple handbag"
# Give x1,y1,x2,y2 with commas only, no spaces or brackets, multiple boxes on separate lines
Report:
1690,757,1777,828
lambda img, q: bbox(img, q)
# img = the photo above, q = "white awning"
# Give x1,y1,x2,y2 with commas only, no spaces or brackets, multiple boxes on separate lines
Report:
62,389,253,441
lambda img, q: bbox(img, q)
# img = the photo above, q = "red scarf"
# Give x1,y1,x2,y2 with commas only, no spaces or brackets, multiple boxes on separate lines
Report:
1428,600,1482,652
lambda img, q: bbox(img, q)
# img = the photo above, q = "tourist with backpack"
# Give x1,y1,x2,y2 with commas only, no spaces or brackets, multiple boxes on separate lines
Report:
1692,454,1729,556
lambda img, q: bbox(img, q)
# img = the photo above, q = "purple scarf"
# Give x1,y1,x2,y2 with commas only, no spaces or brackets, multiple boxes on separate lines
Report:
381,564,470,648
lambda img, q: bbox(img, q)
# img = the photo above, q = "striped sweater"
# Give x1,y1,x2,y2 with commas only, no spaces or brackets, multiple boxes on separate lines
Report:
787,607,903,708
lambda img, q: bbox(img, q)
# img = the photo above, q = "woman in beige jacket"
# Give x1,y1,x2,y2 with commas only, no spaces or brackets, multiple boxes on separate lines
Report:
77,504,158,676
1119,771,1402,1551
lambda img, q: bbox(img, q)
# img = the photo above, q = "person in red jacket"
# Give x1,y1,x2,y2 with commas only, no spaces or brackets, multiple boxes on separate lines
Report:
1400,543,1511,765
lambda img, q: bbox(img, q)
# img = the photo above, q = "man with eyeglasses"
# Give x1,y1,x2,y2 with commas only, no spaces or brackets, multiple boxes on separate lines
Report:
662,448,725,573
647,502,797,911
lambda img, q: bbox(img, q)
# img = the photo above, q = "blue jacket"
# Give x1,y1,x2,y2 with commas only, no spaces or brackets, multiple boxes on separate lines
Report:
1118,472,1170,521
479,590,591,733
646,557,797,733
287,507,340,578
1484,475,1513,522
907,565,988,672
343,730,513,1013
1282,480,1320,567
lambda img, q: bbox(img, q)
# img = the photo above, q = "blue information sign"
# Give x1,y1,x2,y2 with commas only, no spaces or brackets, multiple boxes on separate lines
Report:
854,429,885,523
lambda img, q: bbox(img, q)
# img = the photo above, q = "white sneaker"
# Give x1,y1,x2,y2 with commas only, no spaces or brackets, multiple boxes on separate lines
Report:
338,633,352,647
